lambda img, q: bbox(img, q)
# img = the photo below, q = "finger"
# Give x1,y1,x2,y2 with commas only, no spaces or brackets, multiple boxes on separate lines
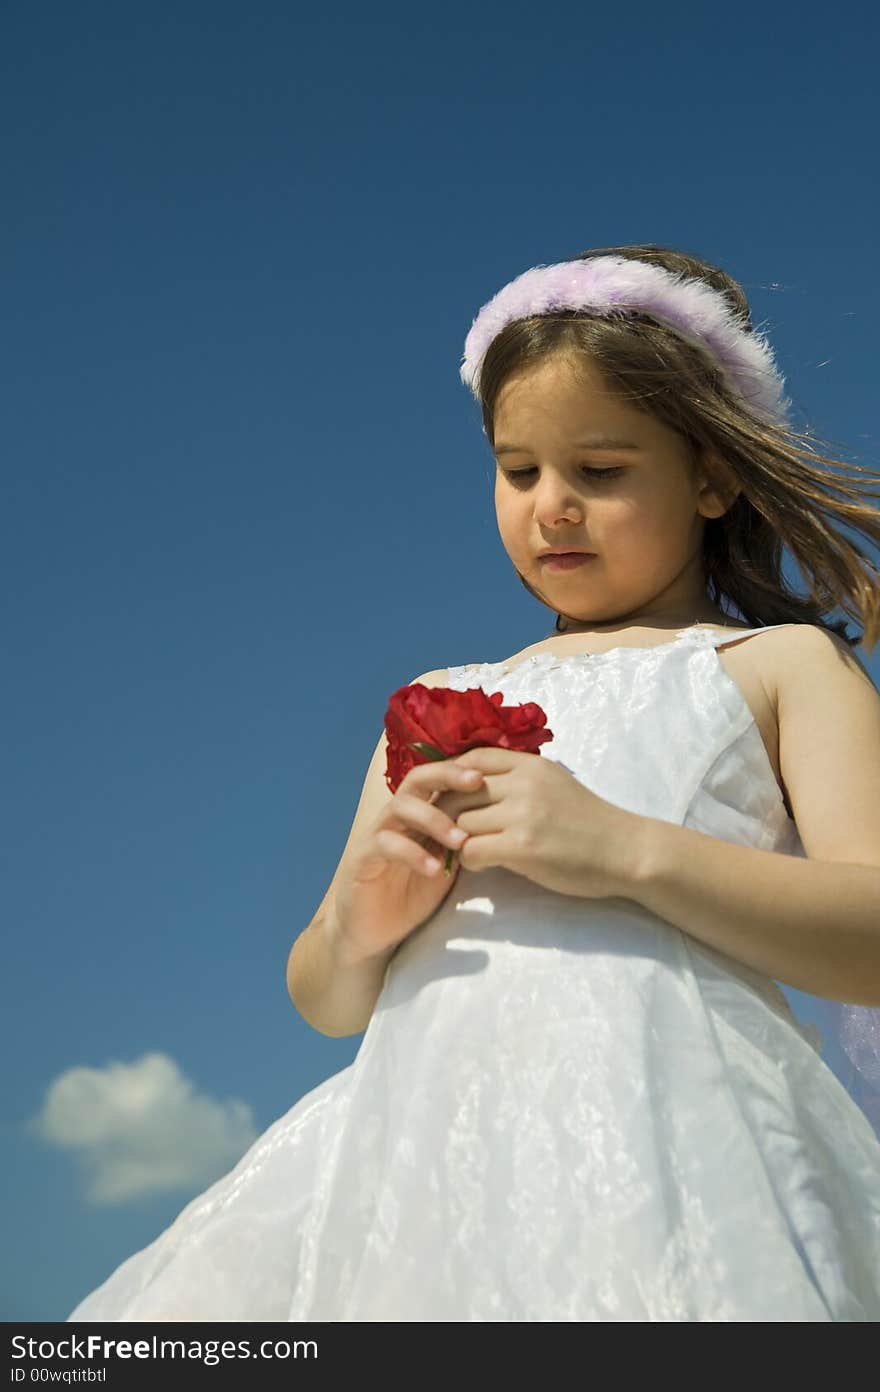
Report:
454,748,523,774
452,802,507,837
406,761,485,797
373,827,450,877
457,827,502,872
432,785,492,821
386,791,470,853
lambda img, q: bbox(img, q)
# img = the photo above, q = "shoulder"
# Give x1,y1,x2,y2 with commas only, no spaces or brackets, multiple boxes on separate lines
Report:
408,667,451,688
770,624,880,867
766,621,877,740
773,619,867,656
766,622,874,697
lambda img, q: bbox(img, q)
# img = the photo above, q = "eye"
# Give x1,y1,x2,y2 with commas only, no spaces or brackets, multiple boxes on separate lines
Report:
501,466,624,485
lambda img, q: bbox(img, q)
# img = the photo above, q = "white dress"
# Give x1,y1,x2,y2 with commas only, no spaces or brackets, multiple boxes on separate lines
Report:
67,624,880,1322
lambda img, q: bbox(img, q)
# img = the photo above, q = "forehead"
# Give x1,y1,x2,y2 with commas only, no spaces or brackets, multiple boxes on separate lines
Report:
493,354,648,442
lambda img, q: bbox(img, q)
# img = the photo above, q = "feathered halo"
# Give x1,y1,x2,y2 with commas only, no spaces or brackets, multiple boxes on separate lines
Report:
460,255,792,427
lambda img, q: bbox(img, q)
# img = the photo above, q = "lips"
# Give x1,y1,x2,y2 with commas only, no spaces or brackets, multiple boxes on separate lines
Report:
539,551,597,570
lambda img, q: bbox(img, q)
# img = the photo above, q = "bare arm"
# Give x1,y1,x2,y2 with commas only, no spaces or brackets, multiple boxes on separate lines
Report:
619,626,880,1004
286,665,467,1037
624,822,880,1003
287,905,398,1039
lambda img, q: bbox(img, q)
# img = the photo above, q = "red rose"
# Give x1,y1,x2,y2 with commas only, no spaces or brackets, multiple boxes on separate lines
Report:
384,680,554,873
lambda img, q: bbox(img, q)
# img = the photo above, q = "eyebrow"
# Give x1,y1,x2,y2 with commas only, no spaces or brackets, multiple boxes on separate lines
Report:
493,436,642,455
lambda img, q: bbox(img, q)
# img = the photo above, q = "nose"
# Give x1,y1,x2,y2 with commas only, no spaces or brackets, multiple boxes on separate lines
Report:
532,471,584,524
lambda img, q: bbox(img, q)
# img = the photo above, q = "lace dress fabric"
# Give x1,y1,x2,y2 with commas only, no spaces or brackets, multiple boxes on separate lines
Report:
66,626,880,1322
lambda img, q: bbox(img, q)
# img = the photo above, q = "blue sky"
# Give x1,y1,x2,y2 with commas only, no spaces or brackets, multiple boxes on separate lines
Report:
3,1,879,1321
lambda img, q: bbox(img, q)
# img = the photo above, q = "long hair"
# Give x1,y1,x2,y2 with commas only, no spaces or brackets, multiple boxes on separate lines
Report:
472,243,880,652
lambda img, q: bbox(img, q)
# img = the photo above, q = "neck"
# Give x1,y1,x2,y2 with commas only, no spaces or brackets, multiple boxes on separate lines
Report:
553,609,727,636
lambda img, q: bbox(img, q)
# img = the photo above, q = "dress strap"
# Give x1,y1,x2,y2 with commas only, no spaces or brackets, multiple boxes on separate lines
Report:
688,623,795,649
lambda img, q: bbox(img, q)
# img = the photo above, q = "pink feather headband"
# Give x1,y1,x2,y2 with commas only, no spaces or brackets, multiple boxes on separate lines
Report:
460,255,792,427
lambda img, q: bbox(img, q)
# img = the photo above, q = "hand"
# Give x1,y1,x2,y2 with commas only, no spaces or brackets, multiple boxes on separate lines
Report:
332,758,486,961
438,747,643,899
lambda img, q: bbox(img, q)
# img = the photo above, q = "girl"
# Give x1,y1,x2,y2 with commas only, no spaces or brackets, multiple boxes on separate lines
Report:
68,244,880,1322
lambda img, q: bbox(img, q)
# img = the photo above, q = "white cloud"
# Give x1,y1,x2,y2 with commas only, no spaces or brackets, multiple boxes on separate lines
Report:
28,1051,260,1205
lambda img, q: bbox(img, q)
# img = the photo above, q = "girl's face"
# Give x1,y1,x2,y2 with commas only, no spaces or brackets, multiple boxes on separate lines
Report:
491,352,734,630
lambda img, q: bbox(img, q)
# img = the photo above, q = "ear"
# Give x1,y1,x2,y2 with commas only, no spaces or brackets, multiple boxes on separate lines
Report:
693,450,742,519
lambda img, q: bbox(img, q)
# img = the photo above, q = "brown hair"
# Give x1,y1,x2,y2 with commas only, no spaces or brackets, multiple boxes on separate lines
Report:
473,243,880,654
